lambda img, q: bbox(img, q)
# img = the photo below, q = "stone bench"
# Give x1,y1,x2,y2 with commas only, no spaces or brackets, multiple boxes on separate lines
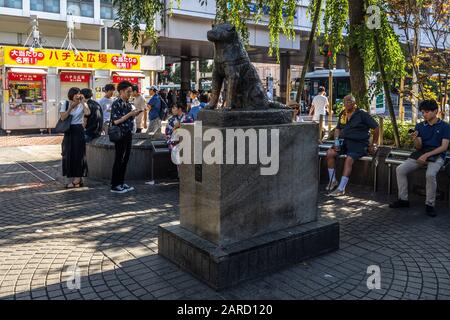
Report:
86,133,178,182
385,149,450,207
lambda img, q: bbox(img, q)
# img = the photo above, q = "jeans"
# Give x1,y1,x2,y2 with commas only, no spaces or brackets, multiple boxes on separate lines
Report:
148,118,161,134
111,132,132,188
396,157,445,206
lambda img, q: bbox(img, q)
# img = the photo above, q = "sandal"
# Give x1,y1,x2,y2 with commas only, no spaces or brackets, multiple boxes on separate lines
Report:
65,179,83,189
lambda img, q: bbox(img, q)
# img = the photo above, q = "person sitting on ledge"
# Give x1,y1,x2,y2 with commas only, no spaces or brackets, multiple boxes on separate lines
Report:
326,94,379,196
390,99,450,217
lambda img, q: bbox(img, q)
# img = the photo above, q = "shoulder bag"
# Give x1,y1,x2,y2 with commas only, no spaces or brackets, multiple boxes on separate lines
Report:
54,101,72,133
108,106,123,143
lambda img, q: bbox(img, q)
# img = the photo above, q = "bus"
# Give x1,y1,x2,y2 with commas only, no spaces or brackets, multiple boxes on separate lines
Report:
290,69,351,112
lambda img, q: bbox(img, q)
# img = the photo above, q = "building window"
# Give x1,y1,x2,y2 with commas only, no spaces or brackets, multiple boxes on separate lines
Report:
101,0,116,20
0,0,22,9
30,0,60,13
67,0,94,18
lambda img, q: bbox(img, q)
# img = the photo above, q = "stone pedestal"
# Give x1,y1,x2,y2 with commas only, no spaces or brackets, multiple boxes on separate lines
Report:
158,112,339,289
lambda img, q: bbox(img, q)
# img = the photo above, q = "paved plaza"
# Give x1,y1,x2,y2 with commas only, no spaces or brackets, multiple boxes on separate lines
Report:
0,138,450,300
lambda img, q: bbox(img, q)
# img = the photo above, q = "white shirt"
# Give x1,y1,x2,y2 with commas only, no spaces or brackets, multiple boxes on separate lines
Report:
59,101,84,125
311,95,329,121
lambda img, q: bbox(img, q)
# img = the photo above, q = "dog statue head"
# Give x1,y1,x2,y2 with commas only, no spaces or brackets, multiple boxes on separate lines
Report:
207,23,238,43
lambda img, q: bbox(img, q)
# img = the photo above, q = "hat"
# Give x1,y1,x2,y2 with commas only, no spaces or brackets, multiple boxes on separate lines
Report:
150,85,158,91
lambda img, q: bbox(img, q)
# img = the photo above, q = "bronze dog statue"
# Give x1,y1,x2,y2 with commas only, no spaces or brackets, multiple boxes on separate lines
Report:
206,23,285,110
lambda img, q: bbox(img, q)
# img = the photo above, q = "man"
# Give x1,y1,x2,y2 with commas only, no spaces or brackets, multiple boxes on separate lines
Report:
390,100,450,217
187,90,202,120
326,94,379,196
147,85,162,134
132,85,148,133
81,88,103,143
98,84,116,134
110,81,142,194
309,86,329,127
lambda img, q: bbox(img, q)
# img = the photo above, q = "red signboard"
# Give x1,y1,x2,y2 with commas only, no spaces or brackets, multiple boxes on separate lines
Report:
112,75,139,84
8,72,44,81
60,73,91,83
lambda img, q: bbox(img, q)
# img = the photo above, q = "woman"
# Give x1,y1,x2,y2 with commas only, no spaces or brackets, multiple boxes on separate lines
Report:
289,103,302,122
60,87,91,188
110,81,142,193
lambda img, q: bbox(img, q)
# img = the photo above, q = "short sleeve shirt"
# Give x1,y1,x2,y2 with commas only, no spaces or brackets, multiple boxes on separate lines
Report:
415,120,450,159
148,94,161,120
336,109,378,146
133,95,147,129
111,98,134,134
98,96,115,122
59,100,84,125
312,95,329,121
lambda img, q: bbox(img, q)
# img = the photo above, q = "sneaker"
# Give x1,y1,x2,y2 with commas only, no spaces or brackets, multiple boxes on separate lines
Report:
329,188,345,197
122,184,134,191
326,180,339,191
110,186,127,194
389,199,410,208
425,205,437,217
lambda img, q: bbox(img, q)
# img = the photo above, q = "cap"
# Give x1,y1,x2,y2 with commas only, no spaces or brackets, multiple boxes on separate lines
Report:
150,85,158,91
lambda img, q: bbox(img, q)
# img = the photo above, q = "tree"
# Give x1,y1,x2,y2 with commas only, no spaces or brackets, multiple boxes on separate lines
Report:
295,0,324,104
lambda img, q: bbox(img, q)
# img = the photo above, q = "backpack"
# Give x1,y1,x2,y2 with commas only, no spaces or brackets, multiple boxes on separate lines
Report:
159,97,168,120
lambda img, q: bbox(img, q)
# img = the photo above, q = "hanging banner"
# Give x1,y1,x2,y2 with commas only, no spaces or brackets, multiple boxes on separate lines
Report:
112,75,139,84
8,73,45,81
1,46,140,70
60,73,91,83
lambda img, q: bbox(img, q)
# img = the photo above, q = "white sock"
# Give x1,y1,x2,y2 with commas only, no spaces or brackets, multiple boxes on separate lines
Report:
338,176,349,191
328,169,337,182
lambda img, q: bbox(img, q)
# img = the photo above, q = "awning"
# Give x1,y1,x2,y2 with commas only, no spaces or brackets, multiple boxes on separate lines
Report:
9,67,47,75
113,71,145,78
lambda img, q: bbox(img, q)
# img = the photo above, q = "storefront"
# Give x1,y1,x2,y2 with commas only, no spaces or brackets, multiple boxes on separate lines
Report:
0,46,141,132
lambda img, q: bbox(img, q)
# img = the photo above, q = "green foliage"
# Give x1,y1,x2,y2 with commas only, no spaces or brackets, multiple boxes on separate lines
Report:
323,0,348,65
113,0,165,52
334,100,344,115
382,119,415,147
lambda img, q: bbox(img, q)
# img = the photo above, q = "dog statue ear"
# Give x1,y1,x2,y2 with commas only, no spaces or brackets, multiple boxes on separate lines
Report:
227,25,236,32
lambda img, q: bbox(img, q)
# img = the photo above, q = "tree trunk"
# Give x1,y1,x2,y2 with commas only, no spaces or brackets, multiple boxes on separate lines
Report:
348,0,369,110
295,0,323,104
373,32,401,147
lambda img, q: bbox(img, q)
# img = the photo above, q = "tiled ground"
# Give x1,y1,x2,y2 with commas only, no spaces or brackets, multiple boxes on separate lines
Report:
0,143,450,300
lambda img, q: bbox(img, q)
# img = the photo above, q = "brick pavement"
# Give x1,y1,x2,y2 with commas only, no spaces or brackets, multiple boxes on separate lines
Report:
0,142,450,300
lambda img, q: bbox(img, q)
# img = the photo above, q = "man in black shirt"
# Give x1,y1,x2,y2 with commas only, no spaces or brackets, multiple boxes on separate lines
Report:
110,81,142,193
81,88,103,143
326,95,380,196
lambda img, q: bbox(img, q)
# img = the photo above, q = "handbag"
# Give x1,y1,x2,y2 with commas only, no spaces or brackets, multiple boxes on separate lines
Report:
108,108,123,143
54,101,72,133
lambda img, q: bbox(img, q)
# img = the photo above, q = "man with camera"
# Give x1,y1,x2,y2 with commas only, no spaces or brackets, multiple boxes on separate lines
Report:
390,100,450,216
326,94,379,196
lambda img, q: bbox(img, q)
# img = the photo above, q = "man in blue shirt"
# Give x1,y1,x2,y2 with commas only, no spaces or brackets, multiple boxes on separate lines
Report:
390,100,450,216
147,85,162,134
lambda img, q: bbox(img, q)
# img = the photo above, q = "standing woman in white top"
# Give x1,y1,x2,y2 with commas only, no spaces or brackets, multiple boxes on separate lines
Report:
60,87,91,188
309,86,329,127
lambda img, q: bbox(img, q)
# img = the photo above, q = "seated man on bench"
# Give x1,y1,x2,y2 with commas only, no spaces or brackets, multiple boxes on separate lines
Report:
326,95,379,196
390,100,450,217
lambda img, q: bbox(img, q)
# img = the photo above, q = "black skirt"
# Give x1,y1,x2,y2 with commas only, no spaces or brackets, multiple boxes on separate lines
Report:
62,124,88,178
